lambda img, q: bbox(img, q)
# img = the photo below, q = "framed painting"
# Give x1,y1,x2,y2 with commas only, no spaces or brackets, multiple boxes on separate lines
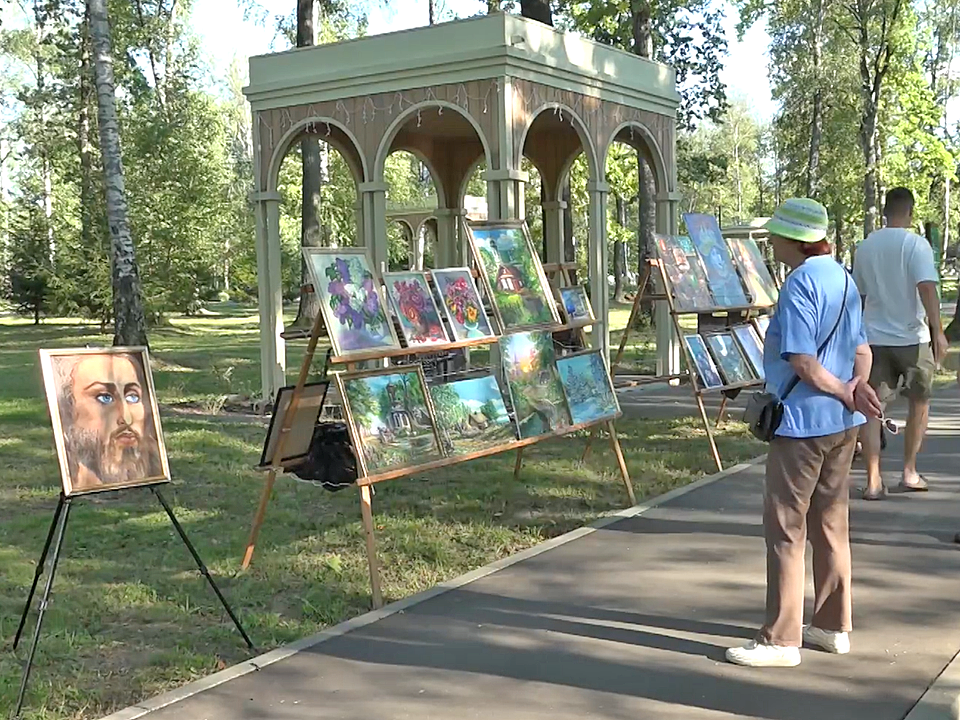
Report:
655,234,714,311
683,213,749,308
467,221,560,331
382,271,449,347
39,347,171,497
429,375,516,456
499,330,571,438
682,335,724,390
732,325,765,380
753,315,770,340
430,268,495,341
728,236,778,307
336,365,444,478
303,248,401,359
556,350,621,426
258,381,330,468
557,285,595,323
704,332,756,385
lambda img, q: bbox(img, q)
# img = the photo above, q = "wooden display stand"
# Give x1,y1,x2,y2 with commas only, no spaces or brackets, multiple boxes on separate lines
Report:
241,269,634,609
608,256,768,472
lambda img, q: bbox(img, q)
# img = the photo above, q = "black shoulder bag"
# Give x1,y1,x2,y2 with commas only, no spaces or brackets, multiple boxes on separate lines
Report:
743,272,849,442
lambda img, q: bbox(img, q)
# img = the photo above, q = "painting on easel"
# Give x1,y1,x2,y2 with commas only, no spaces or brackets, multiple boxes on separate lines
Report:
258,381,330,468
683,335,724,390
683,213,748,308
429,376,516,456
499,330,571,438
557,350,620,425
655,234,714,311
558,285,595,323
338,365,444,477
40,347,170,497
468,221,560,331
728,236,778,306
732,325,766,380
431,268,495,341
705,333,756,385
383,271,449,346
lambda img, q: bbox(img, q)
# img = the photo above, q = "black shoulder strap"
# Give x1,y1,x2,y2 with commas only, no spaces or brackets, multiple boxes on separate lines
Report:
780,270,850,401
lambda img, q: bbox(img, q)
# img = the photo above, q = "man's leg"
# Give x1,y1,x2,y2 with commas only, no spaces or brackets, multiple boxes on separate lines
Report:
901,344,935,487
861,418,884,494
863,346,896,495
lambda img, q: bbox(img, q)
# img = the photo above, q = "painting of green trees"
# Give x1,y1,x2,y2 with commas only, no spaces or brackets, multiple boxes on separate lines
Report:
470,225,558,330
429,376,516,455
499,331,571,439
557,351,620,426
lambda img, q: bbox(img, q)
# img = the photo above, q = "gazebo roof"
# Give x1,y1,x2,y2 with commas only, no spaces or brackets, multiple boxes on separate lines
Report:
244,13,680,118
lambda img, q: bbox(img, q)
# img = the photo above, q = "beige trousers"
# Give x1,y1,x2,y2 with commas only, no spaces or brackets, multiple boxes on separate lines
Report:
759,427,858,647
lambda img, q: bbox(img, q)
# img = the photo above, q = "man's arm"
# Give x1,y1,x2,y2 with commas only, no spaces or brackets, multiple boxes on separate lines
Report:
853,342,873,382
918,281,948,363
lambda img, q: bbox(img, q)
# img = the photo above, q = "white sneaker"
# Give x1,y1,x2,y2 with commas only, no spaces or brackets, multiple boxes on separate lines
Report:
725,640,801,667
803,625,850,654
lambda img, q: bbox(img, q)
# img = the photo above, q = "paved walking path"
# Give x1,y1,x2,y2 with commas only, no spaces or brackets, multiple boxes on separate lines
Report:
106,393,960,720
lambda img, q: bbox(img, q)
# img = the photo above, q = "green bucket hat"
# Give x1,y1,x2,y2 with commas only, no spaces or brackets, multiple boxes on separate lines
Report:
764,197,829,243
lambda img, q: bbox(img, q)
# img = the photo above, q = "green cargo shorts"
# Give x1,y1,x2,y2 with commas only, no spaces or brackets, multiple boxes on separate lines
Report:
868,343,935,402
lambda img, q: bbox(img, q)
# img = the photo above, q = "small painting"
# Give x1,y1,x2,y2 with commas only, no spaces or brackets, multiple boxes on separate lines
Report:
683,335,724,390
754,315,770,340
499,330,571,438
732,325,766,380
429,376,516,455
338,365,443,478
383,271,449,346
431,268,495,341
303,248,400,359
728,236,778,306
468,221,560,331
259,382,330,468
683,213,749,308
39,347,170,497
556,350,620,425
705,333,756,385
558,285,594,323
655,234,715,311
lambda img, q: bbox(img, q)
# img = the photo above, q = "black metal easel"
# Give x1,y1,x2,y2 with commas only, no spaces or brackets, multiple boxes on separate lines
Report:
11,485,255,719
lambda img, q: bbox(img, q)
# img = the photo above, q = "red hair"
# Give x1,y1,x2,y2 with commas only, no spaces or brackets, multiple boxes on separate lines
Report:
796,239,833,257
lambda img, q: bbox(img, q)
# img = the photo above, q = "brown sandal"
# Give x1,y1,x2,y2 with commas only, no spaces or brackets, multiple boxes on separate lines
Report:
862,486,888,501
897,475,929,492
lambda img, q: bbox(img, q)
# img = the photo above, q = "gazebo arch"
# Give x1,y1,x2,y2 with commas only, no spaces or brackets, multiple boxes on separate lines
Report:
266,116,368,193
603,120,671,196
517,102,601,199
244,13,680,403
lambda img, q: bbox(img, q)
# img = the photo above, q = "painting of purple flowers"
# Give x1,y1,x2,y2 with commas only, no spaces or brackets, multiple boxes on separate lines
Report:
303,248,400,359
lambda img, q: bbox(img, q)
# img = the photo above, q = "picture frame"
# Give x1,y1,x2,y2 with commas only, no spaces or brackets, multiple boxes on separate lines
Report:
557,285,595,323
682,335,724,390
302,247,401,359
655,234,715,311
336,364,445,479
728,236,778,307
382,270,449,347
753,315,771,340
556,350,621,425
704,332,756,385
466,220,560,332
732,325,766,380
499,330,571,438
258,381,330,468
429,375,517,456
39,347,171,497
683,213,749,308
430,268,495,342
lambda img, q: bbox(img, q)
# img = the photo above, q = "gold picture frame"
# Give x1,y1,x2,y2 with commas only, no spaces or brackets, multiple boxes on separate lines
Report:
39,347,171,497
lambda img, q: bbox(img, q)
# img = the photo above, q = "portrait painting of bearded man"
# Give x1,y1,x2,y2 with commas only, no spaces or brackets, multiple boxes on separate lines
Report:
40,348,169,496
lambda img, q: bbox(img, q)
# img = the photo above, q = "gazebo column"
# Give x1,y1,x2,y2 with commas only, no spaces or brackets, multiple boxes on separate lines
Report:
542,199,567,265
484,168,527,220
435,208,464,267
411,223,425,270
656,192,683,376
354,200,364,245
587,181,610,358
252,190,286,405
361,181,390,272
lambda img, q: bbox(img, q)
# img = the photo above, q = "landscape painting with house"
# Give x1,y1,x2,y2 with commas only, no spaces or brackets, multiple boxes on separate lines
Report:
499,331,571,439
341,368,443,475
470,225,556,330
429,376,516,455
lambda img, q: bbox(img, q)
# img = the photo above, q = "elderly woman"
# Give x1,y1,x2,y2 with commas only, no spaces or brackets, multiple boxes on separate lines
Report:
727,198,881,667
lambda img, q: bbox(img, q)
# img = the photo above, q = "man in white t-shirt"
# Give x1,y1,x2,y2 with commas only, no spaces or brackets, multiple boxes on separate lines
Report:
853,187,947,499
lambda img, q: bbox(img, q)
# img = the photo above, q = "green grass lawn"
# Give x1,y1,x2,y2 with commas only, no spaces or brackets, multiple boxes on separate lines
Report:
0,307,761,720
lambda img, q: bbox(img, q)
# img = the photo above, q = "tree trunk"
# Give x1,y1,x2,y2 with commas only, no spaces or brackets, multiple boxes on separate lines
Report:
806,0,825,197
861,109,879,237
614,195,627,302
293,0,323,327
756,147,765,214
631,0,656,316
835,208,845,265
631,1,654,58
89,0,148,346
428,0,435,24
487,0,500,13
519,0,552,25
733,120,743,220
79,2,95,257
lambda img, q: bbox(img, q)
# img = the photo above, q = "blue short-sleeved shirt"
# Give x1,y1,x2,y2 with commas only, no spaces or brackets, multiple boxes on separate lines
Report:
763,255,868,439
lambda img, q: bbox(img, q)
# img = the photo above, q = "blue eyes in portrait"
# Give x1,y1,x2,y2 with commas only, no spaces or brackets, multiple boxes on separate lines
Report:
125,392,141,404
95,393,114,405
94,391,141,405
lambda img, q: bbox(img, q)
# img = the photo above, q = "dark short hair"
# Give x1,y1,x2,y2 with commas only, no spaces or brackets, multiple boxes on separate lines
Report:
883,187,915,219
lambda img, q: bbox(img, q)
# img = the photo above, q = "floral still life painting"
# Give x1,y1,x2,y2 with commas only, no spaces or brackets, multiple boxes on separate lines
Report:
304,248,400,358
728,237,778,307
655,234,715,311
469,223,559,330
558,285,594,322
557,350,620,425
429,376,516,455
683,213,748,308
431,268,494,341
683,335,724,390
339,366,443,477
705,332,756,386
499,330,571,438
383,271,449,346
